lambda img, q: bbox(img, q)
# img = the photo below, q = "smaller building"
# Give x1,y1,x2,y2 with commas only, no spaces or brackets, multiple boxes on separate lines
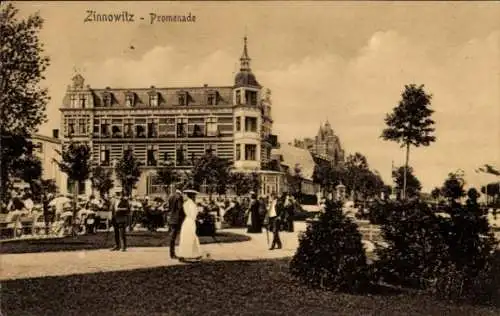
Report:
271,143,320,199
30,131,64,193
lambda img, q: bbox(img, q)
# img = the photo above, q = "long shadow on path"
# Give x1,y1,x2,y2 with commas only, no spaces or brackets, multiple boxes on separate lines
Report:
0,231,250,254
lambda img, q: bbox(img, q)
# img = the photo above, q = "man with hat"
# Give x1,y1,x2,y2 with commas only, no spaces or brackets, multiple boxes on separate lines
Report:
167,184,185,259
110,192,130,251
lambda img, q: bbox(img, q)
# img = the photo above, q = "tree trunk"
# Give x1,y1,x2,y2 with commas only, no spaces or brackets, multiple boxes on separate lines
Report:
43,198,50,235
73,181,79,235
403,143,410,200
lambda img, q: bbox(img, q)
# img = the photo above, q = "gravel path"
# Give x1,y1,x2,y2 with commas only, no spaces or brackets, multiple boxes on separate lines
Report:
1,223,306,281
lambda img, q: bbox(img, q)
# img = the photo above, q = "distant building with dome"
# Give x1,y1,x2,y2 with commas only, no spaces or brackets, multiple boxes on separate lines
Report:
293,121,345,166
58,37,282,197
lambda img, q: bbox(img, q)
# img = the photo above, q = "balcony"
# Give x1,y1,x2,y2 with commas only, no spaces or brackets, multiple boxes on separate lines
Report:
265,134,278,147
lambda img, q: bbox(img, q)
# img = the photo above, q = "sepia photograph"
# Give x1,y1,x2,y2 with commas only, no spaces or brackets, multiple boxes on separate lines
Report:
1,1,499,315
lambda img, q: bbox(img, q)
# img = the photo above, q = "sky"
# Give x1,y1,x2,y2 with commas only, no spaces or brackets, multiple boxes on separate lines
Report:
14,1,500,192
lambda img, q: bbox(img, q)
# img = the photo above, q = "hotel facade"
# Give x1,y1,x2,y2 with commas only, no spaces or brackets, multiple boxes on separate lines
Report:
59,38,283,197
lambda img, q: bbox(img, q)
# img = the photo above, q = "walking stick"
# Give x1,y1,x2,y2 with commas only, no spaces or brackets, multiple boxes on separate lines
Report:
265,225,270,246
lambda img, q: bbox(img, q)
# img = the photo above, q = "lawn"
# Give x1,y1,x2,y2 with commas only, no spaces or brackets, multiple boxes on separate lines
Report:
0,231,250,254
2,258,499,316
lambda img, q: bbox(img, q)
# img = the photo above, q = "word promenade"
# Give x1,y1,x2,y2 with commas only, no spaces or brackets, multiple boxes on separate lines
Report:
84,10,135,23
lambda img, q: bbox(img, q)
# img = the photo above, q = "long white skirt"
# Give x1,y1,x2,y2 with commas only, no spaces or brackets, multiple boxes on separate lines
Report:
177,219,202,259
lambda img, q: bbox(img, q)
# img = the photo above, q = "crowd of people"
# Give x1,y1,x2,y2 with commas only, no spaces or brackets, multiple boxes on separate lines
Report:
102,187,300,257
1,186,301,251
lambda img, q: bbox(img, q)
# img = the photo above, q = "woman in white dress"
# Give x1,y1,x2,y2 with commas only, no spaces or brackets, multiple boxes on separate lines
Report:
177,189,203,261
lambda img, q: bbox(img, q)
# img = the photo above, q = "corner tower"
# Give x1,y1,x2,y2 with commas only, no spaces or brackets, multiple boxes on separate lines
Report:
233,36,262,171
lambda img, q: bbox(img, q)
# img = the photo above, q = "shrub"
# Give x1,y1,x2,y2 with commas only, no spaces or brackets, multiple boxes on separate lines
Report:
289,200,370,293
431,259,500,304
373,199,450,289
430,191,499,303
373,194,499,304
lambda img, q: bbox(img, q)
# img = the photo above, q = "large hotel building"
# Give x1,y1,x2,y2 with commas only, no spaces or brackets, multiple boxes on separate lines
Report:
59,37,282,197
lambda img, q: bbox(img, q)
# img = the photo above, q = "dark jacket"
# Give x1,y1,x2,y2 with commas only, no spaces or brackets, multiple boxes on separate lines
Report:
168,191,184,225
112,198,131,225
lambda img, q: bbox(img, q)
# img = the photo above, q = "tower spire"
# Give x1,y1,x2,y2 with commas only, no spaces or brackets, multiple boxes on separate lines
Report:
240,36,251,71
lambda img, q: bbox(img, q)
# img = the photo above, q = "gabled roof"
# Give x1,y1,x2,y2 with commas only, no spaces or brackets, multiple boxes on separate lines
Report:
271,143,316,181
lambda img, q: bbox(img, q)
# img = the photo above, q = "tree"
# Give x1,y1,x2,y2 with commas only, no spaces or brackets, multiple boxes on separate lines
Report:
14,152,57,235
0,3,50,202
392,166,422,199
230,172,260,196
287,164,303,199
189,149,232,198
155,162,180,196
290,200,370,292
441,170,466,203
344,153,370,201
430,187,442,201
91,166,114,199
313,162,333,196
13,153,42,195
32,179,57,235
312,161,344,196
381,84,436,199
54,141,92,230
115,148,142,197
358,169,385,201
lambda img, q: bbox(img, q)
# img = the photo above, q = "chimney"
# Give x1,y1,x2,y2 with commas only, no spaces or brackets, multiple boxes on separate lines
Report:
52,129,59,139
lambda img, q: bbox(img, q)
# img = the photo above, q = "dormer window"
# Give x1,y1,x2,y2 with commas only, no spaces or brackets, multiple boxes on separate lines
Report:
149,93,158,107
125,92,135,107
178,94,186,106
177,91,189,106
207,91,218,105
102,92,112,107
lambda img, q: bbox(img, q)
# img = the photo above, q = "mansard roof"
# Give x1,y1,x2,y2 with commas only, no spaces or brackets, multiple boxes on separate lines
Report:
63,85,234,108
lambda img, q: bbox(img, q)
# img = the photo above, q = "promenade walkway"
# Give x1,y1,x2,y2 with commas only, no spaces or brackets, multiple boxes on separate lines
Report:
1,223,307,281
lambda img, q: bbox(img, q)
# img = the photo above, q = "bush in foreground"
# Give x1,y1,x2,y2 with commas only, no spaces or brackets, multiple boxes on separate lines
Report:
430,189,499,303
372,195,499,304
373,199,450,289
290,200,370,293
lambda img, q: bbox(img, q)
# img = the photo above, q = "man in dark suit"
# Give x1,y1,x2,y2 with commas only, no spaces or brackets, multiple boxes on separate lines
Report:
267,192,283,250
110,193,130,252
167,187,185,259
